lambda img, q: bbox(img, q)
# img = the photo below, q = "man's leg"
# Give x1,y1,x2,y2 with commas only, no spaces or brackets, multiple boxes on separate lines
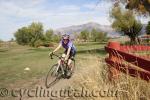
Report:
67,59,73,71
68,51,76,71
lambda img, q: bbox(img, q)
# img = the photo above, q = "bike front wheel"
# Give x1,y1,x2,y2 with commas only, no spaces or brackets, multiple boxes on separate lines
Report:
45,64,61,88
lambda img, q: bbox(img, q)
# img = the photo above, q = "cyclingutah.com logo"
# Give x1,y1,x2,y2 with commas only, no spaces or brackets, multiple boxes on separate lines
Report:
0,86,120,100
0,88,9,97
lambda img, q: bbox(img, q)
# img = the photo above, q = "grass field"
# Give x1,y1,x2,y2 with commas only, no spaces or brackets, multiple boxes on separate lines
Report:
0,41,150,100
0,42,106,88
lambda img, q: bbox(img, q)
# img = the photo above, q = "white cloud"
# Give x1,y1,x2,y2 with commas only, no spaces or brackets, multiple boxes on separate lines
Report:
83,1,113,13
0,0,113,41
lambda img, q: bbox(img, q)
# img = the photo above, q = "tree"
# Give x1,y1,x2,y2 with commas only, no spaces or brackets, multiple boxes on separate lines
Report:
73,32,80,40
99,32,107,41
45,29,53,41
110,6,142,44
10,38,15,42
0,39,3,47
91,29,107,42
0,39,3,43
14,27,31,45
28,22,44,46
52,34,61,42
91,29,98,42
117,0,150,14
145,21,150,43
14,22,44,47
146,21,150,35
80,30,90,41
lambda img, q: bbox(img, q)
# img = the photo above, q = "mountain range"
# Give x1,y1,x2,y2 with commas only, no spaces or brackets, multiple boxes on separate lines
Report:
54,22,120,37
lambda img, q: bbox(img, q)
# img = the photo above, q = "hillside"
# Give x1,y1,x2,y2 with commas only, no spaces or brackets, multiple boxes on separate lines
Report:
55,22,119,37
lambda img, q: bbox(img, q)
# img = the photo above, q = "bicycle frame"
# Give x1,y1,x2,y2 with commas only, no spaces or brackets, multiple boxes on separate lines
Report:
50,54,67,75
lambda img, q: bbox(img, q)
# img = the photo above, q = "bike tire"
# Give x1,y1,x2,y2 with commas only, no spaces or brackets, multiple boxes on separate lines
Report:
45,64,61,88
71,60,76,74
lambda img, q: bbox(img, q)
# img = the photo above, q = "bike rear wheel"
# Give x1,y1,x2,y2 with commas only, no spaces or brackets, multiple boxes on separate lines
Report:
45,64,61,88
71,60,76,74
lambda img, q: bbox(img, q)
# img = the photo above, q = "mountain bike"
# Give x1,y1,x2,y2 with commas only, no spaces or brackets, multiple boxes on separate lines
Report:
45,53,75,88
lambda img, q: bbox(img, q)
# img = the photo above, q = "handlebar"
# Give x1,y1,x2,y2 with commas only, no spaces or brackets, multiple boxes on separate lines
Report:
50,53,62,59
49,53,75,62
50,53,69,64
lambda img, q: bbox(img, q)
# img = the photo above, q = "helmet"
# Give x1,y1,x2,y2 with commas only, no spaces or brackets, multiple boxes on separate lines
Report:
62,33,70,40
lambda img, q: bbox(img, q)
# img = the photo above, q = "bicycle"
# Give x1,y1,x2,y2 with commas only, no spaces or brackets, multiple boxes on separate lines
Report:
45,53,75,88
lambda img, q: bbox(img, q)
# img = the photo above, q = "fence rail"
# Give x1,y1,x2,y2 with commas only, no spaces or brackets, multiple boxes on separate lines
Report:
105,42,150,81
120,45,150,51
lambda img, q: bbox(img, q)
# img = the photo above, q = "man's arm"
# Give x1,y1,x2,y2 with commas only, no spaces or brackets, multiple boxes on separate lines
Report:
49,44,61,56
65,47,71,60
53,43,62,53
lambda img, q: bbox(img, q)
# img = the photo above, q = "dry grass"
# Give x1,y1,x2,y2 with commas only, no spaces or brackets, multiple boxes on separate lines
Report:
108,49,150,100
67,54,150,100
115,73,150,100
65,55,116,100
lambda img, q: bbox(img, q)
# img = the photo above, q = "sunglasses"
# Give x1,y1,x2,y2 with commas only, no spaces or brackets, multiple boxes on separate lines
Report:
63,39,69,41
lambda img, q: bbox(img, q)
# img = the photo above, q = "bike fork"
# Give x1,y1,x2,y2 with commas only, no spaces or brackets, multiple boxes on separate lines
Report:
55,64,60,73
60,65,65,75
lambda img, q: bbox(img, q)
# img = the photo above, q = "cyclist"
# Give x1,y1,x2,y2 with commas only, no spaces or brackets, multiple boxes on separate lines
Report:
49,33,76,75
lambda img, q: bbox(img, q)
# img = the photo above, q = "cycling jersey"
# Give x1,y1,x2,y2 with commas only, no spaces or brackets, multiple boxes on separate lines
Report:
60,40,76,54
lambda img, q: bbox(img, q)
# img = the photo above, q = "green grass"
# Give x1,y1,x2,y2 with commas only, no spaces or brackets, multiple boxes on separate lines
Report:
1,41,150,100
0,42,106,87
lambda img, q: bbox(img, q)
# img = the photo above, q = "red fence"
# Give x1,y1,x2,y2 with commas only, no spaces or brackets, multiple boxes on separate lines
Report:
105,42,150,81
120,45,150,52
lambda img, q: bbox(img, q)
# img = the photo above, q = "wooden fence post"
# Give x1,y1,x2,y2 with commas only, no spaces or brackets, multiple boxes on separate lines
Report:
105,42,150,81
107,42,120,81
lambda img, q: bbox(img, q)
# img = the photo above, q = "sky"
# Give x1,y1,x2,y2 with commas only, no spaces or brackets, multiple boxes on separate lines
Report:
0,0,149,41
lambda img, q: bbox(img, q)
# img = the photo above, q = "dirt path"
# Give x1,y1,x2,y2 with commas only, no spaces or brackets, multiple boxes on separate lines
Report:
22,55,115,100
25,76,76,100
24,59,83,100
